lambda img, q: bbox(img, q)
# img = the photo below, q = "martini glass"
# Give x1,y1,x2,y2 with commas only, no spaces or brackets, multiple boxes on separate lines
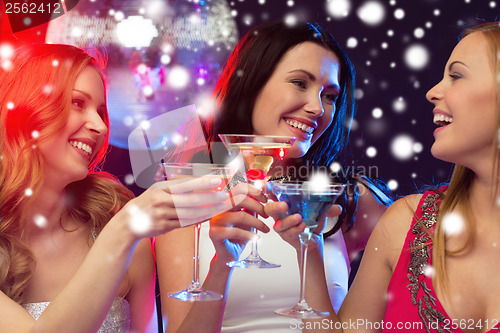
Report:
162,162,238,301
271,180,345,318
218,134,296,269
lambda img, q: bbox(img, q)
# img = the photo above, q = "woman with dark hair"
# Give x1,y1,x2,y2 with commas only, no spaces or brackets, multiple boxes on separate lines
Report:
157,20,391,332
0,43,231,332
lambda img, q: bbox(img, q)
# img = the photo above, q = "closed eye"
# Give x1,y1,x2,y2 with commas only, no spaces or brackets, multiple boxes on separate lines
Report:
449,73,462,81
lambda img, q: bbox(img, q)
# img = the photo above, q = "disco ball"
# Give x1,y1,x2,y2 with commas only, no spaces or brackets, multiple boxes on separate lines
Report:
45,0,238,149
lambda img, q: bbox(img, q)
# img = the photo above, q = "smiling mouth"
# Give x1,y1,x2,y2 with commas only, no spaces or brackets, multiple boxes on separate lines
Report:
285,119,314,134
433,114,453,127
69,140,93,156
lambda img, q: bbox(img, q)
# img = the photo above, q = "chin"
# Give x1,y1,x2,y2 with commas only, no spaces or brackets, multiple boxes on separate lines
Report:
288,144,309,159
430,144,455,164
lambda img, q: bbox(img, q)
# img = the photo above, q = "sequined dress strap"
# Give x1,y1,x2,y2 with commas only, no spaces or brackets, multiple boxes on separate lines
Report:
405,189,451,332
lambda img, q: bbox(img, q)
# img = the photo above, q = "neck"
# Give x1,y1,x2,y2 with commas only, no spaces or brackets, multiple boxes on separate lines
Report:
468,172,500,222
25,183,67,237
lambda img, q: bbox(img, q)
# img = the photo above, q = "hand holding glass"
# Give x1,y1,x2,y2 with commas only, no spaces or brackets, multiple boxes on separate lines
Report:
218,134,296,269
271,181,345,318
161,162,238,301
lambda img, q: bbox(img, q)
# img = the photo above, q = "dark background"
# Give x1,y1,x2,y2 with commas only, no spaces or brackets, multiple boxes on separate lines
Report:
221,0,498,197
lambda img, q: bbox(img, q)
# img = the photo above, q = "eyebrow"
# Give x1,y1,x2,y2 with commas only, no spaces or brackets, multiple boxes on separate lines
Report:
73,89,106,108
448,60,467,72
288,69,341,90
73,89,92,99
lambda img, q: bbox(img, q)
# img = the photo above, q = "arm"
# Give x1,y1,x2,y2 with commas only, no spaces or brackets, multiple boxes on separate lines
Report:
0,179,227,333
268,204,342,325
337,195,419,332
0,213,140,333
127,238,158,333
266,195,420,332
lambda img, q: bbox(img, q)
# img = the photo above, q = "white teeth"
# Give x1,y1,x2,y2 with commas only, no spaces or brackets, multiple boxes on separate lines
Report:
433,114,453,125
69,140,93,156
285,119,314,134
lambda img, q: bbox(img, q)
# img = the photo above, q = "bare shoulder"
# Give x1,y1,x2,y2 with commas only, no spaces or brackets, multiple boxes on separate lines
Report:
338,194,423,320
127,238,155,286
374,194,422,237
368,194,422,268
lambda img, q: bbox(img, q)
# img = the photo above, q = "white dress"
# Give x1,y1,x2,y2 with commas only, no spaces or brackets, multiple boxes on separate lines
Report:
198,215,349,333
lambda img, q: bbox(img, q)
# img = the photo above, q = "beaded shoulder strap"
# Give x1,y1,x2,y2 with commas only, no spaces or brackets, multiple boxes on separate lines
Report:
407,190,452,333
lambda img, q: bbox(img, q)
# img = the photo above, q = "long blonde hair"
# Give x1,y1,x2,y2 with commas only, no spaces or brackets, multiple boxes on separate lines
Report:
433,22,500,294
0,44,134,303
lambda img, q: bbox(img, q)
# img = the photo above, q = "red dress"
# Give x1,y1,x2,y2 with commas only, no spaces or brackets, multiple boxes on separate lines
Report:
383,188,500,333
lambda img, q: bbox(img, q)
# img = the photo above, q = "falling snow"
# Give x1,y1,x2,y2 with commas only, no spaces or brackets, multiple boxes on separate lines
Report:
366,146,377,158
404,44,429,70
126,204,153,236
390,135,416,161
442,212,465,236
326,0,351,18
33,214,48,228
387,179,398,190
357,1,385,26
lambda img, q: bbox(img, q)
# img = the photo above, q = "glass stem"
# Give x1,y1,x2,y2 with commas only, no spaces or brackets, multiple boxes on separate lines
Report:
249,212,260,258
192,223,201,287
298,232,311,305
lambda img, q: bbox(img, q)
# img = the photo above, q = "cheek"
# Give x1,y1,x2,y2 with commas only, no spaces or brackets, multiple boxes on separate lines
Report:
313,109,335,143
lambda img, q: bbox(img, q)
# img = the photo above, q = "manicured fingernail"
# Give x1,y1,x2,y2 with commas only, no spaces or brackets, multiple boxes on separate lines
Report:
216,191,230,199
211,177,222,185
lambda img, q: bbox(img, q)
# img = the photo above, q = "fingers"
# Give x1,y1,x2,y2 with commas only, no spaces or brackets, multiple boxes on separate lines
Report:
325,204,342,218
229,182,267,203
210,224,258,245
227,195,268,217
170,190,230,208
163,176,225,194
172,202,233,226
273,213,303,233
264,201,289,221
211,211,270,234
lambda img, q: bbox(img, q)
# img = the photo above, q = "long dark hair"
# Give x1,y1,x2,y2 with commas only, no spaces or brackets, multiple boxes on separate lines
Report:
205,20,356,168
203,20,391,235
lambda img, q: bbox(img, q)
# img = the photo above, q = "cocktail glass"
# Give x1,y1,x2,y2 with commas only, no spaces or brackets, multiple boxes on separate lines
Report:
271,180,345,318
218,134,296,269
162,162,238,301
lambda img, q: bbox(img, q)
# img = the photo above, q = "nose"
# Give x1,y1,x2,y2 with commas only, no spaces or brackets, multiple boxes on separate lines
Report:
425,80,443,104
86,109,108,135
303,90,324,117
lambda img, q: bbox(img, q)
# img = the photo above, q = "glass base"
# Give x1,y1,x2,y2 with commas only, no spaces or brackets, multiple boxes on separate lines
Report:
274,303,329,319
227,254,280,269
168,284,223,302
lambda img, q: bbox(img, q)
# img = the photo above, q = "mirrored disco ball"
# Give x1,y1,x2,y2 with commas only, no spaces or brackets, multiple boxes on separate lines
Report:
46,0,238,149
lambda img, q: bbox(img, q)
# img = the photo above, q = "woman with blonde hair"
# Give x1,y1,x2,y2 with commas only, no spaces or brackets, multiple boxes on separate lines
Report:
0,43,230,332
265,21,500,332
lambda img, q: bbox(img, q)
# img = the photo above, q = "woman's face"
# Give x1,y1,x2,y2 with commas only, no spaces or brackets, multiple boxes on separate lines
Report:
426,32,497,170
252,42,341,159
39,66,108,188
